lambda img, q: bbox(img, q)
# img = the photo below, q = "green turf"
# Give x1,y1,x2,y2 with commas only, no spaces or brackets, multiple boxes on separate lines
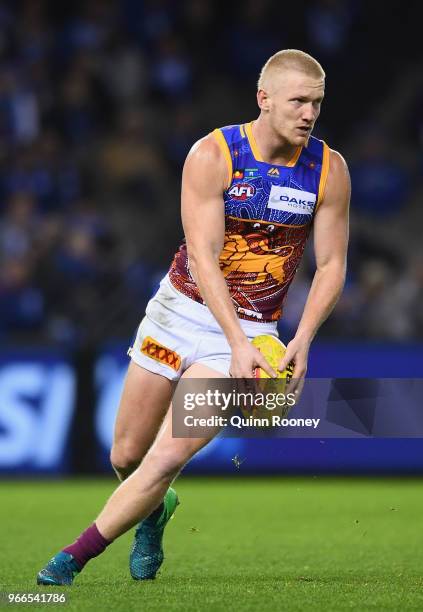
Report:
1,477,423,611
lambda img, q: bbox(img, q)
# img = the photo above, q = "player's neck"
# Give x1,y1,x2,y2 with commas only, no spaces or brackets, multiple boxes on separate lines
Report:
252,117,299,166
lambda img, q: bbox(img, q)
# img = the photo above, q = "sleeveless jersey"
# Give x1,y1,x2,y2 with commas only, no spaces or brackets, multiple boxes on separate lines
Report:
169,122,330,322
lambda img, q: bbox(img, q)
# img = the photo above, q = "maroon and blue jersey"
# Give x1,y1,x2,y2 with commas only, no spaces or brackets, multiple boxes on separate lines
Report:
170,122,330,322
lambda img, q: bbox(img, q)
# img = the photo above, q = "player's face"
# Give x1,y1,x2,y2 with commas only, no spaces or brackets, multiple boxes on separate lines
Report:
264,70,325,146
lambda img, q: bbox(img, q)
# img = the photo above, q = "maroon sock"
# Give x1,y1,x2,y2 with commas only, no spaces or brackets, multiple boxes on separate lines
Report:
63,523,111,570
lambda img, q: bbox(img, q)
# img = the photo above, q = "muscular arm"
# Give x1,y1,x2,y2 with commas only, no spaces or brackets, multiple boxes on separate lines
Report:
278,149,351,386
181,135,243,346
181,134,276,378
297,149,350,342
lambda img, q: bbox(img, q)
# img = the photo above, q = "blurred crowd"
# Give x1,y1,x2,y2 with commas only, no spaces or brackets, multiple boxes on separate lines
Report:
0,0,422,347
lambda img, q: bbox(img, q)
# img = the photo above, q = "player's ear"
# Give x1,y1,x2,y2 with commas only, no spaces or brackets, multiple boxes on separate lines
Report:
257,89,271,112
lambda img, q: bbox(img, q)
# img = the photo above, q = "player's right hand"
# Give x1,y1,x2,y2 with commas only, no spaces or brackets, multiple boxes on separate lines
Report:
229,338,277,379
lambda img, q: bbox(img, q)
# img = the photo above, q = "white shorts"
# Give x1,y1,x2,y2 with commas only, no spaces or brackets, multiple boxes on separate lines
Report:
128,275,278,380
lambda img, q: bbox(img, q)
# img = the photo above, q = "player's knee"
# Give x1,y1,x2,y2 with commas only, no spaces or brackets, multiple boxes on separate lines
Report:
110,441,143,475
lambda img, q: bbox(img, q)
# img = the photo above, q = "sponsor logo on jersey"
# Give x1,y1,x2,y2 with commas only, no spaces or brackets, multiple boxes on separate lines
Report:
267,167,280,176
233,170,244,180
141,336,181,371
245,168,259,178
267,185,316,215
228,182,256,200
237,306,263,319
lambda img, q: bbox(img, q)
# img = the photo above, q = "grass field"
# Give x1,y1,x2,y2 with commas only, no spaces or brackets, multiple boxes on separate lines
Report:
1,477,423,611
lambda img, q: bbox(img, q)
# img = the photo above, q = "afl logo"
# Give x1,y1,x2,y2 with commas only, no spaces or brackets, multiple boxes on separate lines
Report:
228,182,256,201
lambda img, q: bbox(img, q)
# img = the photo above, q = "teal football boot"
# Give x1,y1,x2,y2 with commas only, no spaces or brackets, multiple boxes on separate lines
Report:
37,552,80,586
130,487,179,580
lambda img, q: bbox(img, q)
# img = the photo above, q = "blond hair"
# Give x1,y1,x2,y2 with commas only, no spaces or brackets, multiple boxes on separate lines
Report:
258,49,325,91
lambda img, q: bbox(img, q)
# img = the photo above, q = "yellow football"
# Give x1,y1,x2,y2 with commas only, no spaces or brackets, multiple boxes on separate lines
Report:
243,335,295,425
252,335,294,382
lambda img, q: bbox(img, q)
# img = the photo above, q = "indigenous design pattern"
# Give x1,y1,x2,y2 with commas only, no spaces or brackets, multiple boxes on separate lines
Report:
169,123,329,322
169,218,310,321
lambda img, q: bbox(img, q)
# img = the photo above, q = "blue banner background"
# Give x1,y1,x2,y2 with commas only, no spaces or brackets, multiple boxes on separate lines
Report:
1,342,422,474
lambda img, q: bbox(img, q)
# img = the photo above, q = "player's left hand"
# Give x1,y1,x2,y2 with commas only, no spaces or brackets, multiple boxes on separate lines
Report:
277,336,310,398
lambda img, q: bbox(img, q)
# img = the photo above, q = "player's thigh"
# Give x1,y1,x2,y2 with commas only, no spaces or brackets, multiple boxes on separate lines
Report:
112,361,173,462
148,362,227,470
